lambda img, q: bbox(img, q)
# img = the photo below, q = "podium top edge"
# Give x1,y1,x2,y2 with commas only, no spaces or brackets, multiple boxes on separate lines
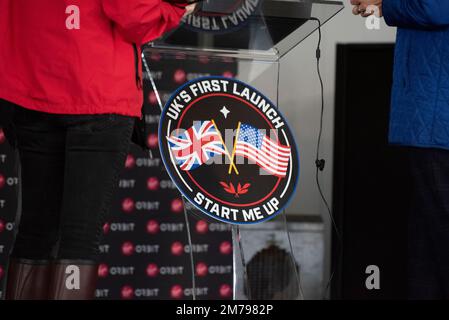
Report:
150,0,345,58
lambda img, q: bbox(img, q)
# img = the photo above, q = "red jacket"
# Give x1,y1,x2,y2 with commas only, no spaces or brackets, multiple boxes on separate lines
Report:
0,0,185,117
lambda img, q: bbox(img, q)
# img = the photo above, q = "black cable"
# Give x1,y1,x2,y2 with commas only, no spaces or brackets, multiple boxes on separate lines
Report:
309,17,342,300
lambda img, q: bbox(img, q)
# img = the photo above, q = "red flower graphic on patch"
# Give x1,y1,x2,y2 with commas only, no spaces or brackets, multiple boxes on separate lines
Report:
219,182,250,198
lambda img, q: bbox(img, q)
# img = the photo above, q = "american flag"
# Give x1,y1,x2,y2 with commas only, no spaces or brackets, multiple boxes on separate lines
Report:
235,123,291,177
167,121,226,171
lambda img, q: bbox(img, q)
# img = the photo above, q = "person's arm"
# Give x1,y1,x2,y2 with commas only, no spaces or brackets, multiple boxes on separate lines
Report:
101,0,186,45
383,0,449,28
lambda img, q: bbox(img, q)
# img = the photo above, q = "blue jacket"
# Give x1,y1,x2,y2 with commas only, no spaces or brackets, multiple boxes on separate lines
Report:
384,0,449,149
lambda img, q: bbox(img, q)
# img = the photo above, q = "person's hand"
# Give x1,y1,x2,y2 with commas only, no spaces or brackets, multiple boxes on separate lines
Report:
183,3,197,18
351,0,382,17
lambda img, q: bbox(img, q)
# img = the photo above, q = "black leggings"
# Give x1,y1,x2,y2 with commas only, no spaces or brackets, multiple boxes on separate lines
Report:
408,147,449,299
9,105,134,261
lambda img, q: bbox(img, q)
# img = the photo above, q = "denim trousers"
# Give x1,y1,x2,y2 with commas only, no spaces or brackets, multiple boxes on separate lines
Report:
408,147,449,299
9,105,134,261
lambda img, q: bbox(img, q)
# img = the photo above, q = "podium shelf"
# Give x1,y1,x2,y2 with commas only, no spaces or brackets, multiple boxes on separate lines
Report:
149,0,344,61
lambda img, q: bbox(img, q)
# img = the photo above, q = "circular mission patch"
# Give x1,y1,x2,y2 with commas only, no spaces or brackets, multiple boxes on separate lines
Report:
159,76,299,225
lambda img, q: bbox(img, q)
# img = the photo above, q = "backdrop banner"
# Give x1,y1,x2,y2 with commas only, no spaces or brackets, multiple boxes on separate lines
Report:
0,53,237,300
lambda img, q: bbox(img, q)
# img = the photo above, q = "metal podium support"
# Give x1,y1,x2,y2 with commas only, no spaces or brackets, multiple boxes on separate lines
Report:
146,0,344,300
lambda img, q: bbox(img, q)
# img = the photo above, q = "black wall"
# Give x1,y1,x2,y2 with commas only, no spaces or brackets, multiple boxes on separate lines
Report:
332,44,411,299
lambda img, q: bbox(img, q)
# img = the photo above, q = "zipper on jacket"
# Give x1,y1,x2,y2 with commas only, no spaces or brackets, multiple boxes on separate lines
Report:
133,44,143,90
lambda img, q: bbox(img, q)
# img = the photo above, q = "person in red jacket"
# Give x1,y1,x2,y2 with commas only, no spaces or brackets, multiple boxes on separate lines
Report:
0,0,195,300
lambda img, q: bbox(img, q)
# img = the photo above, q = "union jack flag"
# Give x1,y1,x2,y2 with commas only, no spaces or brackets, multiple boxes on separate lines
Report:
167,121,226,171
235,123,291,177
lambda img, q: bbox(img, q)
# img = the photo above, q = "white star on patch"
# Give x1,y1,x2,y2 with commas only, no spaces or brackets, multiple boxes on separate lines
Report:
220,106,230,119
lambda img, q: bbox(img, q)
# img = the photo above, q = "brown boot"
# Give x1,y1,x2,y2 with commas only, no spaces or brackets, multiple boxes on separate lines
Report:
48,260,98,300
5,258,51,300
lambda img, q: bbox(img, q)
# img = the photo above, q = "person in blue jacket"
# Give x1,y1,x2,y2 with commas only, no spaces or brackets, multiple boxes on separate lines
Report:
352,0,449,299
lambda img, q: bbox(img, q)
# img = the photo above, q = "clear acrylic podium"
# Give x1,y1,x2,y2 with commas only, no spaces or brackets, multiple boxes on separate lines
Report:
143,0,343,300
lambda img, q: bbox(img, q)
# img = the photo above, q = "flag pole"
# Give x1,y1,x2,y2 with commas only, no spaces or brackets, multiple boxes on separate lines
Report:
211,119,239,175
228,122,241,174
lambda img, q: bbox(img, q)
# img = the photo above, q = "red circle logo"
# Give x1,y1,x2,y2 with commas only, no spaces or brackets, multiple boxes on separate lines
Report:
146,263,159,277
198,55,210,64
219,284,232,298
0,219,5,233
0,266,4,280
121,241,135,256
222,71,234,78
196,262,208,277
121,198,135,213
171,241,184,256
98,264,109,278
220,241,232,255
0,129,5,144
195,220,208,234
102,223,110,235
121,285,134,300
171,198,184,213
173,69,187,84
146,220,159,235
125,154,135,169
0,174,5,189
147,134,159,149
150,52,161,62
148,91,158,105
170,285,184,299
146,177,160,191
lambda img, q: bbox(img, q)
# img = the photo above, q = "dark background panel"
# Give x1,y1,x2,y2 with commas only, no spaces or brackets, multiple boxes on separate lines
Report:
332,43,411,300
0,54,236,300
